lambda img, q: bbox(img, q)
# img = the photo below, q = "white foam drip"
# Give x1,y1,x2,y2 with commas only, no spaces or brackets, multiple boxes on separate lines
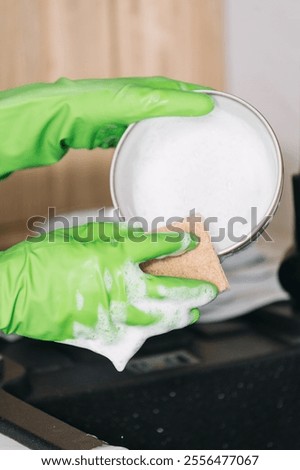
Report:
63,256,216,371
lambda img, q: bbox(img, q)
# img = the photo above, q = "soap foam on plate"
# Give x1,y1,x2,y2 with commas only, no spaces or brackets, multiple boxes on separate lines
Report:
112,93,281,255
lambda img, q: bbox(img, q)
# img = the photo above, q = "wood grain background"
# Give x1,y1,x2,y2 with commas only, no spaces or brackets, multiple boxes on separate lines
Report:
0,0,224,248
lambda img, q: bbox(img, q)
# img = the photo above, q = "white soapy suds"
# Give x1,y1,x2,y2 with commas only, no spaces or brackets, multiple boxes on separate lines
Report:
180,230,195,252
114,98,279,254
158,230,194,258
104,269,113,292
76,291,84,311
63,254,217,371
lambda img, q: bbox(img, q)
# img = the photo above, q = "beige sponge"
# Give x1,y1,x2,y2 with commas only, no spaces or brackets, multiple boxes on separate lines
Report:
141,220,229,293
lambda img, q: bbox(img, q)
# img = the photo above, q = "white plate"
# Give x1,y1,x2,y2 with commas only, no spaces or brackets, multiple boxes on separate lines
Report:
111,91,283,257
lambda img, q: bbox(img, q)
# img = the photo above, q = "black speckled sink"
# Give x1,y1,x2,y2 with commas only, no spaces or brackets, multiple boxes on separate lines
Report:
2,301,300,449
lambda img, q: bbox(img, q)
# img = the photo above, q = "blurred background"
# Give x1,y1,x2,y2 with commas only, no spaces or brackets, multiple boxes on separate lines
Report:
1,1,300,451
0,0,298,254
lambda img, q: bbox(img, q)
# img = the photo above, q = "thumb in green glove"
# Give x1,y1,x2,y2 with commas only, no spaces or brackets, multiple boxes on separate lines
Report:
0,223,218,370
0,76,213,178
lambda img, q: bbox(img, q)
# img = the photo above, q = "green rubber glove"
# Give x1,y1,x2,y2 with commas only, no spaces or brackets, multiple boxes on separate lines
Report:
0,223,218,370
0,76,213,178
0,76,217,369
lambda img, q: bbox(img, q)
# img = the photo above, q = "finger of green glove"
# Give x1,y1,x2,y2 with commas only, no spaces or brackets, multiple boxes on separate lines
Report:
189,307,201,323
83,85,214,149
57,77,214,115
54,82,214,150
0,77,214,177
46,222,145,245
127,231,199,263
113,84,214,124
111,76,214,92
52,76,213,94
145,274,218,305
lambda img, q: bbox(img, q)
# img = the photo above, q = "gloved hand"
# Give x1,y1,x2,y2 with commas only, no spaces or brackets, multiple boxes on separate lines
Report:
0,76,213,178
0,223,218,369
0,76,217,368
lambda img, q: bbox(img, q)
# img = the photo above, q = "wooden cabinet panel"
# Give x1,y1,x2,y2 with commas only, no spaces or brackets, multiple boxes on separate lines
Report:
0,0,224,247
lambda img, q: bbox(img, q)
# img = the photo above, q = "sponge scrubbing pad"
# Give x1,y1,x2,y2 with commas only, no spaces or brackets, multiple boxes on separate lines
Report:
141,220,229,293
